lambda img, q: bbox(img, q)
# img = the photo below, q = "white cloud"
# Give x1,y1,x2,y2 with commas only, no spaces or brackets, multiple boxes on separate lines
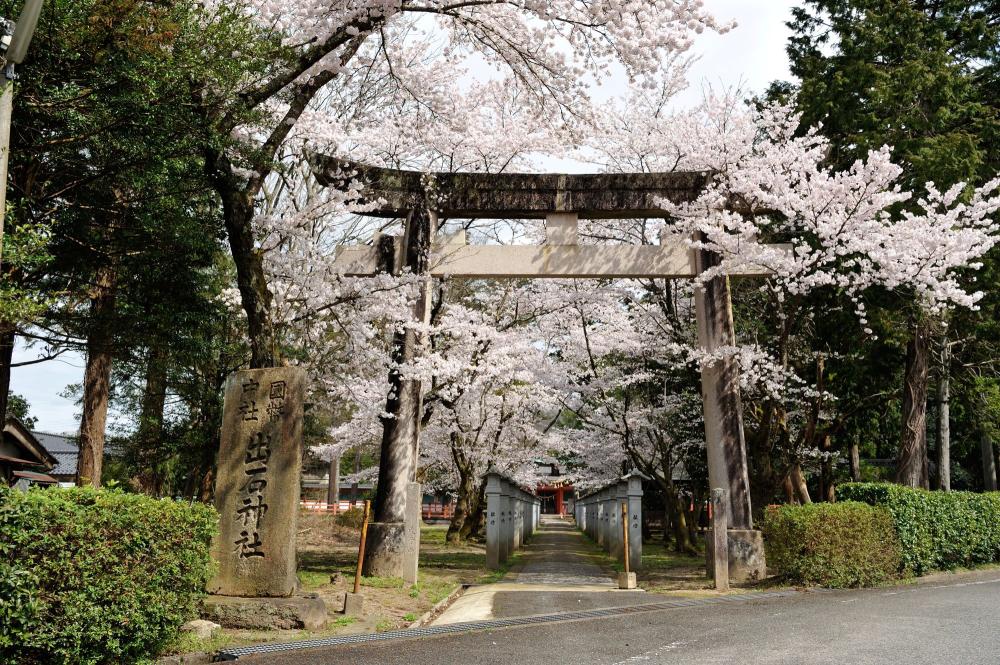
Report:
675,0,798,108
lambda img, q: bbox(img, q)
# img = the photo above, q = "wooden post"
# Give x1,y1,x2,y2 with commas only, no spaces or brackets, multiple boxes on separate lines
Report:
354,500,371,595
621,501,630,575
712,488,729,592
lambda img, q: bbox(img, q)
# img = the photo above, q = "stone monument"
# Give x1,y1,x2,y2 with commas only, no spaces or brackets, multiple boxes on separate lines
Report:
203,366,325,628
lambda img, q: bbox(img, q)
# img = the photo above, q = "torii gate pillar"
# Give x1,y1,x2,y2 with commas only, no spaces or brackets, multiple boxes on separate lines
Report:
693,233,753,531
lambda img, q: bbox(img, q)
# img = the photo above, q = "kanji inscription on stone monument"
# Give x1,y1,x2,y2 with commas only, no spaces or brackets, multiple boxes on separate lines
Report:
208,367,306,597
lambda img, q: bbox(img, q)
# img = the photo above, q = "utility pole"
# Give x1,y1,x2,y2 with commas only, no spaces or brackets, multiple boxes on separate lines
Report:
0,0,43,272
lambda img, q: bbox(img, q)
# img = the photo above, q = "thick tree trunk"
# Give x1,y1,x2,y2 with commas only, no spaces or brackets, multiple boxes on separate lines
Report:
849,439,861,482
687,491,704,544
661,490,672,543
783,474,797,504
134,348,167,495
183,468,198,501
199,465,215,503
668,489,698,556
819,434,836,502
370,210,432,524
351,447,361,502
327,455,341,507
459,483,485,541
790,462,812,504
205,146,278,369
936,339,951,492
219,186,276,369
982,429,998,492
655,457,698,555
0,324,13,425
447,449,476,544
746,400,784,521
76,261,118,488
896,316,931,488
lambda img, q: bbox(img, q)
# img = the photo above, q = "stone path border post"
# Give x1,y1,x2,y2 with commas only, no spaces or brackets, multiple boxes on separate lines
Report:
486,471,541,570
625,471,643,573
576,473,645,571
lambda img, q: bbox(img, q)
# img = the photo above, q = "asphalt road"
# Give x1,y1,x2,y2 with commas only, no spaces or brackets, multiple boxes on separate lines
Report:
242,570,1000,665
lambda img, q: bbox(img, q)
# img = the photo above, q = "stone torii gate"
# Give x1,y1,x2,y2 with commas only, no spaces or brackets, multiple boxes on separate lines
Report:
313,155,777,581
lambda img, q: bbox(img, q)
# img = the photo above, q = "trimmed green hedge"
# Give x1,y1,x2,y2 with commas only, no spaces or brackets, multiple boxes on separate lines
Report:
0,486,218,664
762,501,902,588
838,482,1000,575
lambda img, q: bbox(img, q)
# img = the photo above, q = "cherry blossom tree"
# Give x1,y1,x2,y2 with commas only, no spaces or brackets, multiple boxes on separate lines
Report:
312,278,566,540
194,0,728,368
587,86,1000,500
535,276,709,552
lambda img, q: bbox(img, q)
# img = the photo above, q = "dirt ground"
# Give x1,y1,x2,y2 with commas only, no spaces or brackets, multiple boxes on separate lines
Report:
168,511,499,655
294,510,497,627
168,514,735,657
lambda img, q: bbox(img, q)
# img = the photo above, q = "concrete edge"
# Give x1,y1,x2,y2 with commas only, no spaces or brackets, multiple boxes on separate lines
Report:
157,653,214,665
892,565,1000,589
214,588,809,660
410,583,475,628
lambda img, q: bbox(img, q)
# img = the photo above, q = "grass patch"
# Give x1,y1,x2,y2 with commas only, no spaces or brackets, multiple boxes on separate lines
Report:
641,541,705,570
420,525,448,545
167,630,235,655
478,552,523,584
628,538,714,594
403,613,418,622
407,578,457,604
360,575,406,589
297,570,332,590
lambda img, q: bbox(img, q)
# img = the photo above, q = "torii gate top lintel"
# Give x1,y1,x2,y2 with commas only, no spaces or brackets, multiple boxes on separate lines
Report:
315,153,760,536
310,154,713,220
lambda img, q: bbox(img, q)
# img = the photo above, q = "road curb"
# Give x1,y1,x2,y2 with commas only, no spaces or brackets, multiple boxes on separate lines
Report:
410,583,475,628
214,588,809,660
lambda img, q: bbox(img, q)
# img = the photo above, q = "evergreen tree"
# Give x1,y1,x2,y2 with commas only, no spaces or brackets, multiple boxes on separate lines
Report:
777,0,1000,489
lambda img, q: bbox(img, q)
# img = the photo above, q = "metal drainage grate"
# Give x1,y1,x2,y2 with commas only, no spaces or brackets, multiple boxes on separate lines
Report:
216,589,804,660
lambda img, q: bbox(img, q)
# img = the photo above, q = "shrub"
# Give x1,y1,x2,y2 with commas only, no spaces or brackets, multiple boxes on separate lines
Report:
335,506,366,529
762,501,902,588
0,486,218,664
838,482,1000,575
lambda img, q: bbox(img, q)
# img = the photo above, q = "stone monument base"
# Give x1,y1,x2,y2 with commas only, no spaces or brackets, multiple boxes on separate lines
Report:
363,521,409,576
360,483,422,583
705,528,766,583
201,594,327,631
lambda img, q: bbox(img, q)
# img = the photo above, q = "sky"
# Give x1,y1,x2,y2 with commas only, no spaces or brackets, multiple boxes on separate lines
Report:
9,0,800,435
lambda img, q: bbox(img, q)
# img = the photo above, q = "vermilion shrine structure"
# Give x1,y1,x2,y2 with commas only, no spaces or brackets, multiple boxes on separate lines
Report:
312,155,780,581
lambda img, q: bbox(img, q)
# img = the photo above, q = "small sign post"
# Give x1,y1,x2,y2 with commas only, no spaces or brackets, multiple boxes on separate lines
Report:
618,500,637,589
355,500,371,595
